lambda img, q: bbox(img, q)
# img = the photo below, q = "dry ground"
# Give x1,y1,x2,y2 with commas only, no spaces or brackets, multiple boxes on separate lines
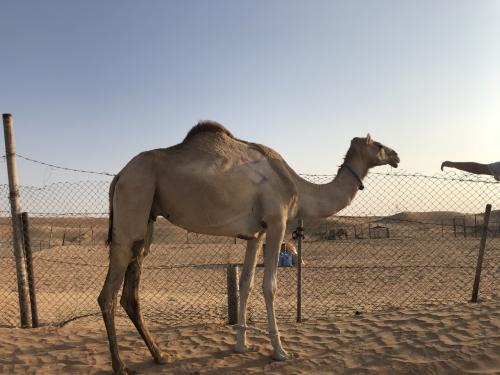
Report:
0,214,498,373
0,301,498,374
1,229,498,326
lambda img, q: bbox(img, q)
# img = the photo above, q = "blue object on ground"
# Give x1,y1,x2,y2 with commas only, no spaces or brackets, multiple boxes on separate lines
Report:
279,251,293,267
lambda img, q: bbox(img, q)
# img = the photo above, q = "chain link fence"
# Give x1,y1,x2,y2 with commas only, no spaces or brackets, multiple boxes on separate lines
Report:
1,171,499,327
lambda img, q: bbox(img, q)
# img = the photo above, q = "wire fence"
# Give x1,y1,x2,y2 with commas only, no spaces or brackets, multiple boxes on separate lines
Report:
0,169,499,328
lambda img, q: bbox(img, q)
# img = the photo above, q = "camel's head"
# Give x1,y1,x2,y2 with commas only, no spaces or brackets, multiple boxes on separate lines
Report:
351,134,400,168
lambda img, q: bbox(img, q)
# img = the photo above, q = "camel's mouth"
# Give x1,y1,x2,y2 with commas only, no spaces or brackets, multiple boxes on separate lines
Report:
389,155,400,168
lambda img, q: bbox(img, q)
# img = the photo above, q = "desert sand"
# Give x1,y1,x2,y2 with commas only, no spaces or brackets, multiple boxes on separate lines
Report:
0,300,499,374
1,212,499,374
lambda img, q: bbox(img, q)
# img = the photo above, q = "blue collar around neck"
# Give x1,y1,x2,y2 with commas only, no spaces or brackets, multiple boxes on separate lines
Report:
341,163,364,190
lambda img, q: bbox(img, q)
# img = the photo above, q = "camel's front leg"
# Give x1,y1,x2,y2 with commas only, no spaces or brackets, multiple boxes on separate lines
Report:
262,219,290,361
235,233,265,353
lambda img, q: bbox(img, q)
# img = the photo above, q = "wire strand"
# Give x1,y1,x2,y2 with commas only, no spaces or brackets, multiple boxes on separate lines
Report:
2,154,116,176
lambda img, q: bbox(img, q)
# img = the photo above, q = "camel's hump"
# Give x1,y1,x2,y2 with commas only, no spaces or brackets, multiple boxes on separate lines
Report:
182,120,284,161
182,120,235,143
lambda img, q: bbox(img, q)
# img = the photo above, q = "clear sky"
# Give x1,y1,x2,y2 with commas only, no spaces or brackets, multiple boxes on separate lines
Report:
1,0,499,186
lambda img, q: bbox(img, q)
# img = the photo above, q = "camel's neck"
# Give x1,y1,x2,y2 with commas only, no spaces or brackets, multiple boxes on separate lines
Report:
293,154,369,219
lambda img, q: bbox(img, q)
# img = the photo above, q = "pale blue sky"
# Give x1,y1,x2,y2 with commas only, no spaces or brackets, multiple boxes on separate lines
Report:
1,0,499,186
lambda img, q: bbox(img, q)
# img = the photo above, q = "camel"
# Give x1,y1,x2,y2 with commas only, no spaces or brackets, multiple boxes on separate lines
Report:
98,120,400,374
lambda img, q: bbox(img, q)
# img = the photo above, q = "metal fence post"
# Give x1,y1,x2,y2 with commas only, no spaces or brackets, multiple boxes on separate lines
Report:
48,225,53,248
474,214,478,237
21,212,39,327
471,204,492,303
295,219,304,323
2,113,31,327
226,264,239,325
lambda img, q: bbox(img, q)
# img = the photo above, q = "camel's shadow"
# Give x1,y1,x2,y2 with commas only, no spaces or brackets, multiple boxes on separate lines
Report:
94,349,275,375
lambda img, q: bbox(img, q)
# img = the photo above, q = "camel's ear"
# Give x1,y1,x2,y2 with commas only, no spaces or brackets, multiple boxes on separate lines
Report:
366,133,373,145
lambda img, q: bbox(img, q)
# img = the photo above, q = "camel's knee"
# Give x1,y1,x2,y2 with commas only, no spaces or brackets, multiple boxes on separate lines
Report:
239,270,255,296
98,289,114,313
262,278,277,302
97,291,106,311
99,245,135,312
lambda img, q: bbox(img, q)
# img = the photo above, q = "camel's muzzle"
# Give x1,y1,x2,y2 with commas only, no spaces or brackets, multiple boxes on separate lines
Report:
389,154,400,168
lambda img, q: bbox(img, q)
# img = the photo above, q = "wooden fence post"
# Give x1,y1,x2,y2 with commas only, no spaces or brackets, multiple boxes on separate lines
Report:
48,225,52,248
226,264,239,325
2,113,31,328
21,212,39,327
471,204,492,303
295,219,304,323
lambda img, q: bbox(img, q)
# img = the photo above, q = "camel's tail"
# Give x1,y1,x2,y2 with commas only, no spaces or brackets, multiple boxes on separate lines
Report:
106,174,120,246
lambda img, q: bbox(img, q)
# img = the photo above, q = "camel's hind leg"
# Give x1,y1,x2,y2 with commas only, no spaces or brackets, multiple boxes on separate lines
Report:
98,242,134,374
99,156,157,374
120,222,167,365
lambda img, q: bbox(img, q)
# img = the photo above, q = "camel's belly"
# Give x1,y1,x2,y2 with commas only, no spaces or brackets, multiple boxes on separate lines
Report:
160,202,262,239
154,175,264,238
166,215,260,239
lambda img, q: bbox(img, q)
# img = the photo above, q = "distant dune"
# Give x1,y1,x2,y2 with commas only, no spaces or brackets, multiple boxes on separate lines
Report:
382,210,500,226
383,211,467,224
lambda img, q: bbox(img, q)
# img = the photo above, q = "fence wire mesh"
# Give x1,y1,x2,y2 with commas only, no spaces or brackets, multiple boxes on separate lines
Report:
0,171,499,327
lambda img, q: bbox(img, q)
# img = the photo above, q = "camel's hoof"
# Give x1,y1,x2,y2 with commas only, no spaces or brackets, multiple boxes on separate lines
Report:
154,353,169,365
234,344,259,353
272,349,291,361
114,366,136,375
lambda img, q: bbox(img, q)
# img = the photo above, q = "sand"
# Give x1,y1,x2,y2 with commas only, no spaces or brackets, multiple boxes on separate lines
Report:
0,300,498,374
1,214,499,373
1,232,498,327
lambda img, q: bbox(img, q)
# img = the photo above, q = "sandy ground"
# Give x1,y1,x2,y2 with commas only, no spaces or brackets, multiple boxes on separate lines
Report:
1,235,498,327
0,215,498,373
0,300,498,374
